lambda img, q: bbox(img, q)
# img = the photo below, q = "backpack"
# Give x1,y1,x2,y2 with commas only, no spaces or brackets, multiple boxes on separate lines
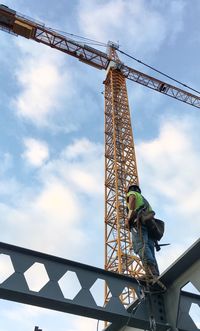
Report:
145,217,165,241
138,197,165,241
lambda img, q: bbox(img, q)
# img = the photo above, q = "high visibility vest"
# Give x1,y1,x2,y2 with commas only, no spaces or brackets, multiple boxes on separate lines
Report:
126,191,152,213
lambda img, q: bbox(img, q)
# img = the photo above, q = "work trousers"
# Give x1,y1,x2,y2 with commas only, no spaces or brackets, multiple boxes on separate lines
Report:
131,225,159,275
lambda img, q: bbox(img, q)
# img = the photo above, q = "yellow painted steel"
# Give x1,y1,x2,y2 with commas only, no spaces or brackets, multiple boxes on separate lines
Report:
104,67,145,308
13,20,35,38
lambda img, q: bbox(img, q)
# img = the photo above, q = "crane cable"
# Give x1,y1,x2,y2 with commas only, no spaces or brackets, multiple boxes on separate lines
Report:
118,49,200,95
15,12,200,95
31,16,200,97
49,28,107,47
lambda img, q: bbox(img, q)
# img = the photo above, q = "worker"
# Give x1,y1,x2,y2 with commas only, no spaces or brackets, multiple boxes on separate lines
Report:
126,184,159,278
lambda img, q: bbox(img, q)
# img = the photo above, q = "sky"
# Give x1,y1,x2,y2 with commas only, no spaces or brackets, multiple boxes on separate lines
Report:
0,0,200,330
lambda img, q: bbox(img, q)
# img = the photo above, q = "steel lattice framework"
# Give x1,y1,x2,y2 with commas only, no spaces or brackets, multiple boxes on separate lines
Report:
1,3,200,311
1,5,200,109
104,67,144,306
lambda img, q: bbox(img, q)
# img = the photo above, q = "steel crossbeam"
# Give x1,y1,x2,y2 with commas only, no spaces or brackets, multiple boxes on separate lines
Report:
0,240,199,331
177,290,200,331
161,238,200,331
0,242,168,330
105,238,200,331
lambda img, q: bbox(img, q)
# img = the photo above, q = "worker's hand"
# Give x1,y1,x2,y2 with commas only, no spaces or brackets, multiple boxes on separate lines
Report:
125,218,129,229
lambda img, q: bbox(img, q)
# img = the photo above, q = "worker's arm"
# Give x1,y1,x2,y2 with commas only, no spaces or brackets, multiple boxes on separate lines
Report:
125,194,136,229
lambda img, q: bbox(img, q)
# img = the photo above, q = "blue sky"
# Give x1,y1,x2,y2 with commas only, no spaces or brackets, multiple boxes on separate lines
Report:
0,0,200,330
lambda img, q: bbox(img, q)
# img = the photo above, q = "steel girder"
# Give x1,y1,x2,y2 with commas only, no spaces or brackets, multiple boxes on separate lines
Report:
177,290,200,331
105,238,200,331
0,242,169,331
160,238,200,331
0,239,199,331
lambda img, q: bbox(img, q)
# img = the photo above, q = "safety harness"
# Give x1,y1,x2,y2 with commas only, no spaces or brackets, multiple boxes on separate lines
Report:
127,191,167,324
126,191,165,241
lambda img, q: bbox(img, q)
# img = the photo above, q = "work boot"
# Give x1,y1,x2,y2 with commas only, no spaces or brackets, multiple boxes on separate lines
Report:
139,264,155,281
147,264,159,278
137,273,148,281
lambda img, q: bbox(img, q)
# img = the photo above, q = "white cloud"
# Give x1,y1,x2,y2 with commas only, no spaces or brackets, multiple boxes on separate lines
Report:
136,116,200,247
0,301,102,331
46,138,104,195
78,0,185,54
68,316,104,331
12,40,74,127
58,138,104,194
22,138,49,167
68,168,101,194
34,179,79,224
0,254,15,283
0,177,87,255
0,302,53,331
157,242,186,273
0,153,13,176
168,0,185,41
16,63,60,121
63,138,102,160
0,178,20,197
0,138,104,259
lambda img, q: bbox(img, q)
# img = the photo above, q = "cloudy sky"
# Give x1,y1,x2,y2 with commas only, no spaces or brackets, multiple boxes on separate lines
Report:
0,0,200,330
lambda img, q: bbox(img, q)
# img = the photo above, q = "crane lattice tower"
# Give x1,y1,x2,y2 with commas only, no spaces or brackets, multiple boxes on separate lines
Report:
2,4,200,308
104,55,144,306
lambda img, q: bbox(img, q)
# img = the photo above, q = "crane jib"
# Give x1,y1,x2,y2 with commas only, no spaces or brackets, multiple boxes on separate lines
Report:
0,0,200,110
1,4,199,109
120,64,200,109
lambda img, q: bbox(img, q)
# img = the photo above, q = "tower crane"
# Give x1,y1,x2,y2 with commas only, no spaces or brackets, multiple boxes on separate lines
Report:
1,4,200,308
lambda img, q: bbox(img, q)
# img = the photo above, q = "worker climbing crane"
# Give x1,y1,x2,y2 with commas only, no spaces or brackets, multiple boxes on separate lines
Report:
0,3,200,308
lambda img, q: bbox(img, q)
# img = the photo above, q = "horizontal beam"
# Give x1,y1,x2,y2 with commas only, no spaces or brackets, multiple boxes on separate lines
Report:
0,4,109,70
0,242,168,330
120,64,200,109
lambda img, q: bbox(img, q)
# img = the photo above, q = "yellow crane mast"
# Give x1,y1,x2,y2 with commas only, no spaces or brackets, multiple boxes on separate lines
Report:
104,62,143,306
1,4,200,308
